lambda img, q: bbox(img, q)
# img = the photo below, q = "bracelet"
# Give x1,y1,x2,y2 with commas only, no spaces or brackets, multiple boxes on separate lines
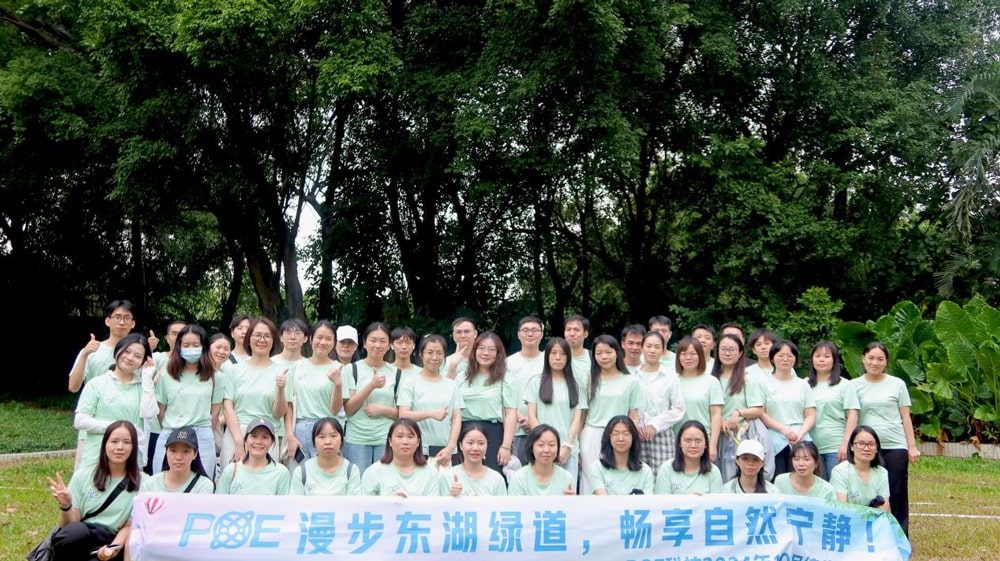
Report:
59,503,72,511
500,446,511,451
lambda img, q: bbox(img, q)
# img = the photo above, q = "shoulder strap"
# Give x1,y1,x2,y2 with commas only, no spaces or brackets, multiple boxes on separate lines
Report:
351,362,358,385
393,368,402,401
82,478,128,521
183,475,201,494
229,354,238,364
301,463,307,485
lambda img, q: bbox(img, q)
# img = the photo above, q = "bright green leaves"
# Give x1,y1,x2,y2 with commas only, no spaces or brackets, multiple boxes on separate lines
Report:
841,296,1000,441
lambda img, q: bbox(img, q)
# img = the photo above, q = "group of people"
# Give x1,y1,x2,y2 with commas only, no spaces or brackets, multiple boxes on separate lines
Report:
48,301,918,560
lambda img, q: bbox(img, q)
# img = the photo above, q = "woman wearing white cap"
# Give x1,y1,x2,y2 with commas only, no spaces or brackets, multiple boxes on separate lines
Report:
142,426,214,493
722,439,776,494
217,418,291,495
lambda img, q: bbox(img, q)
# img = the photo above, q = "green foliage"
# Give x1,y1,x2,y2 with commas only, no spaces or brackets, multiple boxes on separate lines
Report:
838,296,1000,442
764,287,843,364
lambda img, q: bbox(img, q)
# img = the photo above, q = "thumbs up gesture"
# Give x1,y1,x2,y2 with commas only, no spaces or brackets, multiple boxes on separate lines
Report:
449,474,463,497
81,333,99,356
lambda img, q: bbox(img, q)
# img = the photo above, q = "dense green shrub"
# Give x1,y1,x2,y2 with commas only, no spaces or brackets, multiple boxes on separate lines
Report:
838,297,1000,443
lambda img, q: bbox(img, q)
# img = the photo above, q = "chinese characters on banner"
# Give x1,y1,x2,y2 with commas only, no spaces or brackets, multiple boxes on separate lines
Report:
129,494,911,561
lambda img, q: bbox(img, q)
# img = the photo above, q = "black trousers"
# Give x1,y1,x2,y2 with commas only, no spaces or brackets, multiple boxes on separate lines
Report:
52,521,116,561
882,448,910,536
771,445,791,480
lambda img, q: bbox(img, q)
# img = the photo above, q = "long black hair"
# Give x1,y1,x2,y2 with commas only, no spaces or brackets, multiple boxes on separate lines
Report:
671,420,713,475
589,335,629,402
807,341,844,387
95,420,142,492
599,416,642,471
539,337,579,408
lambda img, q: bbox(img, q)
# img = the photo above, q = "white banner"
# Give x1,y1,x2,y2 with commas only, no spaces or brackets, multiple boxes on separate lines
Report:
130,493,911,561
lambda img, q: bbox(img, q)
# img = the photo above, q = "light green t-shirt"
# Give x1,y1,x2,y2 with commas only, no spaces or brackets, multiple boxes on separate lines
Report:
507,465,576,496
506,352,545,437
848,376,912,450
677,374,725,437
585,373,643,428
570,351,592,389
343,362,401,445
76,372,144,468
83,345,116,384
830,461,890,506
439,464,509,497
773,473,836,501
589,459,654,495
155,370,224,429
763,375,816,453
809,380,859,454
226,361,292,429
453,371,516,422
69,469,144,531
152,351,170,372
75,346,117,442
654,463,723,495
524,375,588,456
718,374,766,418
140,472,214,494
217,461,291,495
723,477,777,494
291,359,337,421
290,459,361,496
396,373,464,450
361,462,442,497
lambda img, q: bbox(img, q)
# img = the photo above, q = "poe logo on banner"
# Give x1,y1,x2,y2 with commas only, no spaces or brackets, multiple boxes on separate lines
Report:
178,511,286,549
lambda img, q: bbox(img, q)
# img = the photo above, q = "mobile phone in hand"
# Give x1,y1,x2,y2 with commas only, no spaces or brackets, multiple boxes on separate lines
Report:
294,447,306,463
90,544,122,555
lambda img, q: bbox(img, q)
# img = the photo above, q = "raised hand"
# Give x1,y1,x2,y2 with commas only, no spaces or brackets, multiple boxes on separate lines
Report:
47,471,71,509
81,334,100,356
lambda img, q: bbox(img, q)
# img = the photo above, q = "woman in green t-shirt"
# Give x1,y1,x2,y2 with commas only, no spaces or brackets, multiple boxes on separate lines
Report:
831,425,891,513
654,420,723,495
455,333,517,478
49,421,144,561
774,441,836,500
442,423,508,496
343,323,399,474
590,415,653,495
508,424,576,496
290,417,361,496
142,426,215,494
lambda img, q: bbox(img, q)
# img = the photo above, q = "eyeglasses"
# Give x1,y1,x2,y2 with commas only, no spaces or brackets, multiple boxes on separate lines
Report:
718,347,740,355
110,314,133,323
853,441,877,450
519,328,543,334
252,333,273,341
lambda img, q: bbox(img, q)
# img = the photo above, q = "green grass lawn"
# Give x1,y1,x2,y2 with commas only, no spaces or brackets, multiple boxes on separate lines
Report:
2,402,998,560
0,400,78,454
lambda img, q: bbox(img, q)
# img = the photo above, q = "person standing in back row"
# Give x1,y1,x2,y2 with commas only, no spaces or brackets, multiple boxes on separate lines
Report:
846,342,918,536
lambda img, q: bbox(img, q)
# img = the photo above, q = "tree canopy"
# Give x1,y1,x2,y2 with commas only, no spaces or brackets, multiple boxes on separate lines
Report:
2,0,999,379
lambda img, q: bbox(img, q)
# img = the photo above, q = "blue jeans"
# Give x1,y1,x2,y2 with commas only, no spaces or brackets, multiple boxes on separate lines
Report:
821,452,839,481
343,443,385,476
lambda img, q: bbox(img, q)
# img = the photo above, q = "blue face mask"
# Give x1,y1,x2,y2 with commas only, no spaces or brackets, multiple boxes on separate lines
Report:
180,347,202,363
